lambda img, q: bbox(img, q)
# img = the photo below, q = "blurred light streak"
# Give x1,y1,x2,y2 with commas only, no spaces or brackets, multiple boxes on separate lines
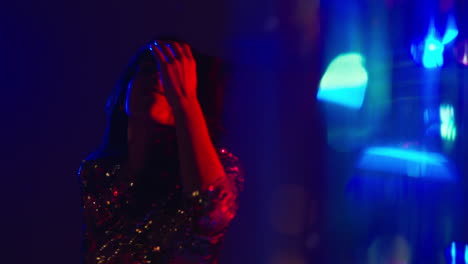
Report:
442,14,458,45
451,242,456,263
411,20,444,68
422,32,444,68
455,39,468,66
424,108,439,124
365,147,446,164
423,26,444,68
440,104,456,142
411,15,458,68
357,147,455,181
365,0,391,127
465,244,468,263
317,53,367,109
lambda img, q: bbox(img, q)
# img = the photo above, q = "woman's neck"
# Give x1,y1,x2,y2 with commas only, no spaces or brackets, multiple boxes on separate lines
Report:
126,121,176,174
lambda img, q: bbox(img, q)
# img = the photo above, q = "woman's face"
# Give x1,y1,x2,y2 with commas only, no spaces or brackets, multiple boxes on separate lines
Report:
125,56,175,126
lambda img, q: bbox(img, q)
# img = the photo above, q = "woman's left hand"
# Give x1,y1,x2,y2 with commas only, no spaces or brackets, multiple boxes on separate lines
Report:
148,41,198,111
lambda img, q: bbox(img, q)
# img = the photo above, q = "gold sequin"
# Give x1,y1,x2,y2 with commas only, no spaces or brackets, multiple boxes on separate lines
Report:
78,146,244,263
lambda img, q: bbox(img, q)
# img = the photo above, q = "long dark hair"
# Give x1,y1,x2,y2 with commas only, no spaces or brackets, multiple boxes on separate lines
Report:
88,38,227,161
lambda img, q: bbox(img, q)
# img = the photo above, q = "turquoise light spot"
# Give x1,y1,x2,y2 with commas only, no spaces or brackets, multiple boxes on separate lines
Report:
440,104,456,142
357,147,455,181
365,147,447,165
442,14,458,45
422,36,444,68
465,244,468,263
451,242,456,261
317,53,368,109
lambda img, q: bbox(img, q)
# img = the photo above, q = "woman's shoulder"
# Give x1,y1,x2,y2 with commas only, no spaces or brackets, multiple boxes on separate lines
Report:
78,149,125,176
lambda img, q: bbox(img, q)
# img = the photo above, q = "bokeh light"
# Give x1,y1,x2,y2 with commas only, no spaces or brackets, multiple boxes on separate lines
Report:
317,53,368,109
442,14,458,45
455,39,468,66
440,104,456,142
357,147,455,181
411,20,445,68
451,242,456,261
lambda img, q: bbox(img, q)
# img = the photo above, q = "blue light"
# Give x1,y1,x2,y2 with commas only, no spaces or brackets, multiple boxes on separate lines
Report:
452,242,456,260
412,16,458,68
440,104,457,142
317,53,368,109
422,37,444,68
442,14,458,45
411,20,445,68
465,244,468,263
357,147,455,181
365,147,446,165
423,21,444,68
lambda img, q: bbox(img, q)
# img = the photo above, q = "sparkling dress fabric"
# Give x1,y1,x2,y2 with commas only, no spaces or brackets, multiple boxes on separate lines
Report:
77,133,244,264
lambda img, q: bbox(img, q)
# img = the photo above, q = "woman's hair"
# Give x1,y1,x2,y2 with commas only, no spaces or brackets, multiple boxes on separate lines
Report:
89,37,227,160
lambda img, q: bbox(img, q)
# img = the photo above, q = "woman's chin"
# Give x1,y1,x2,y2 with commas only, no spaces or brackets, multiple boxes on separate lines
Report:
129,111,175,127
149,116,175,127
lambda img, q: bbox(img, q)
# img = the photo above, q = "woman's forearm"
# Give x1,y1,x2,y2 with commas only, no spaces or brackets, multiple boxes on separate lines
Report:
172,99,226,194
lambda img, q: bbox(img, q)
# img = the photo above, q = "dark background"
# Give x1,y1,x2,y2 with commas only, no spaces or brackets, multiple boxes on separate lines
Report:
0,0,322,263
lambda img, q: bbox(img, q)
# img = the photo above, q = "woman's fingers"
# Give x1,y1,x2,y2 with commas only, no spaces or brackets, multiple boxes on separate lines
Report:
146,40,196,101
148,42,166,66
170,42,185,60
149,41,191,65
173,42,190,59
157,42,176,63
180,43,194,61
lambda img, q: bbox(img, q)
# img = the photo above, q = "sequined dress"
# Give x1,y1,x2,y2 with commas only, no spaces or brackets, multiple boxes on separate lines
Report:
77,133,244,264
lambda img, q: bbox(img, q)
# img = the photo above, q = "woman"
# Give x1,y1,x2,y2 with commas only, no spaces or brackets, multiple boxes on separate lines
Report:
77,39,244,264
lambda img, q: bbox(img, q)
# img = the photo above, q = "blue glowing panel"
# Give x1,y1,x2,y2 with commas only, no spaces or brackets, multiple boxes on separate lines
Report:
357,147,455,181
317,53,368,109
442,14,458,45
